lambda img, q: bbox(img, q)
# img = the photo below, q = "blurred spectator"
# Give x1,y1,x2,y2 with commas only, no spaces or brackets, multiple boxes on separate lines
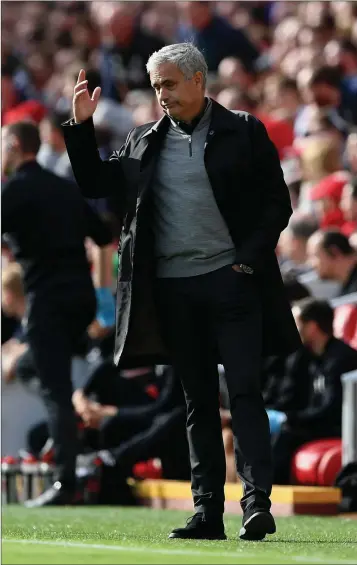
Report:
262,274,312,420
273,298,357,484
309,171,350,230
307,230,357,295
297,136,345,214
218,57,256,91
72,364,189,480
12,52,54,104
263,76,302,123
1,262,25,323
256,112,295,160
1,72,19,120
339,40,357,126
341,177,357,236
216,87,257,113
1,263,28,384
279,214,318,275
295,65,354,138
177,1,259,72
345,132,357,176
37,111,74,180
3,100,47,127
95,1,165,101
27,362,189,482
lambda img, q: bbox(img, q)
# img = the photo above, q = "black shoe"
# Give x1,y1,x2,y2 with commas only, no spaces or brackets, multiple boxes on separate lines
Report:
169,512,227,540
239,509,276,541
24,481,75,508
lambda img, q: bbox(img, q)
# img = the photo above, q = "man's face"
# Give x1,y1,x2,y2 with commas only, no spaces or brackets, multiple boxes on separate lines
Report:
307,236,335,279
1,127,16,178
150,62,204,121
39,119,53,146
310,82,339,108
179,2,210,28
292,306,316,346
286,233,307,263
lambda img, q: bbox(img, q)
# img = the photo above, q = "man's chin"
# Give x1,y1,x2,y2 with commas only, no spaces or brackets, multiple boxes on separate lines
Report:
163,105,181,119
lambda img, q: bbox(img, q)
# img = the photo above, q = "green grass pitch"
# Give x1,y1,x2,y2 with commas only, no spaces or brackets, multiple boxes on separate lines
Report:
2,506,357,564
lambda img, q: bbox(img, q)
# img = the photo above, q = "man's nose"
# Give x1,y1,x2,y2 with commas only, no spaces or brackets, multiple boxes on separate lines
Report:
158,87,169,103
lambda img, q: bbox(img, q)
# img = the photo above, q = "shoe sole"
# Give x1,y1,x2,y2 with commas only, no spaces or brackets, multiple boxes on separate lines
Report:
169,532,227,540
239,511,276,541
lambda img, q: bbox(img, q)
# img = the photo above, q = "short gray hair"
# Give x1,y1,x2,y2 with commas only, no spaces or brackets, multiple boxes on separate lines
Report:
146,43,208,87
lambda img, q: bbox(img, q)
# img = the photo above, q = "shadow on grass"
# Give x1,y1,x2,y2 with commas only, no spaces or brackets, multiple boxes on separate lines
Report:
261,539,357,544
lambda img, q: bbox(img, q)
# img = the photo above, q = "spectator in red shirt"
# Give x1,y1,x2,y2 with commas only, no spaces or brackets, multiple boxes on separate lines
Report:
310,172,350,229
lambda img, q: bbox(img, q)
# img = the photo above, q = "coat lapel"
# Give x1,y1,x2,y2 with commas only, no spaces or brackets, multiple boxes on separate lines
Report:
133,115,170,199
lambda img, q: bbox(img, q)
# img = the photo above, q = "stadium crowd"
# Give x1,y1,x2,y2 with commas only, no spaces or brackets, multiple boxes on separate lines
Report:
2,0,357,497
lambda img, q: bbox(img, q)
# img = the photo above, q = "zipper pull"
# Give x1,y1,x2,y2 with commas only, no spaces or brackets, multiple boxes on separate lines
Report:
188,136,192,157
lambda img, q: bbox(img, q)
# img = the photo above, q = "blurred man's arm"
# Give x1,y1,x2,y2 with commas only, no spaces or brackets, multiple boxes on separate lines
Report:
2,179,29,234
1,339,28,383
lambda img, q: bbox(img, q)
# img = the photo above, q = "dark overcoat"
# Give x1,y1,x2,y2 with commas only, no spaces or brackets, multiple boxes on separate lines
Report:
63,100,301,367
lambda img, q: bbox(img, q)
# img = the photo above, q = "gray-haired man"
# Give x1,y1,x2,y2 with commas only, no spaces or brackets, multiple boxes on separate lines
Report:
63,43,301,541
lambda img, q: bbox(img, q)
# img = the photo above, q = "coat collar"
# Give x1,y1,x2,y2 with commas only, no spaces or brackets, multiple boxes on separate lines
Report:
140,99,241,140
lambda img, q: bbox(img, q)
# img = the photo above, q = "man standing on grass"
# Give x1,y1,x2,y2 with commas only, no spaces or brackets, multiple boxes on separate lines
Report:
63,43,301,542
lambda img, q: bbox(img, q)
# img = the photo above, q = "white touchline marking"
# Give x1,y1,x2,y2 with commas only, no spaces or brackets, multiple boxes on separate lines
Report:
2,539,357,564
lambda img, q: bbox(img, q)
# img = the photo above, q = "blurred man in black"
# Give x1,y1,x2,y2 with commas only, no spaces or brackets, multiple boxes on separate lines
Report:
1,121,112,507
273,298,357,484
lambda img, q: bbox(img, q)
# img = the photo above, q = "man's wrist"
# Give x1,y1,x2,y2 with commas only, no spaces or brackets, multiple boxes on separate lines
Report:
233,263,254,275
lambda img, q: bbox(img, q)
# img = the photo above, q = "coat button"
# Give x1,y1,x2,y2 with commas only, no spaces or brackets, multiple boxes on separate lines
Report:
209,130,214,135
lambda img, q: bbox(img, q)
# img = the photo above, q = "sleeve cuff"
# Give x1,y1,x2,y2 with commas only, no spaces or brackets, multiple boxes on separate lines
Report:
61,117,92,127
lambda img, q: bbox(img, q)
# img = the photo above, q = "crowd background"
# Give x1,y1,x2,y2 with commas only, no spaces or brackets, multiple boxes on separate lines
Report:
2,0,357,494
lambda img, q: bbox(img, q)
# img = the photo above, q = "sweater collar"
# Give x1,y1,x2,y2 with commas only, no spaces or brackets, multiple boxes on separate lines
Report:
141,98,241,140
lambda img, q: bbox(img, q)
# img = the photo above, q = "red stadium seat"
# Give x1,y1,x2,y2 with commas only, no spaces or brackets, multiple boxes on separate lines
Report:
291,439,341,485
316,444,342,486
133,459,162,480
334,304,357,348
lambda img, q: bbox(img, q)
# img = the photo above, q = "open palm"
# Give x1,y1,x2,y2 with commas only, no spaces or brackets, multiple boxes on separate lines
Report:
73,69,101,124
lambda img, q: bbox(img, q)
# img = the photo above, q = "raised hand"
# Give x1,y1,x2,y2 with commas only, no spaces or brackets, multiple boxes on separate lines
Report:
73,69,101,124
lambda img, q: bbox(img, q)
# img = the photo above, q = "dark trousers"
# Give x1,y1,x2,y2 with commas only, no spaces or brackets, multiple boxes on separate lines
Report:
110,406,190,480
155,264,273,515
26,285,95,490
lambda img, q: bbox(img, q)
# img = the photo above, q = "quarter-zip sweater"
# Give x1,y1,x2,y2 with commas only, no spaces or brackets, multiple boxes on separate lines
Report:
152,99,236,278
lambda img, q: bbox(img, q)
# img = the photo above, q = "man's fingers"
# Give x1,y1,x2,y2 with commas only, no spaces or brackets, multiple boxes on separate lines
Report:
76,68,86,84
74,89,88,100
74,80,88,93
91,86,101,103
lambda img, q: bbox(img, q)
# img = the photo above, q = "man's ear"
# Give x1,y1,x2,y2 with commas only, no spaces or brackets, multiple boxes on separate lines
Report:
194,71,203,87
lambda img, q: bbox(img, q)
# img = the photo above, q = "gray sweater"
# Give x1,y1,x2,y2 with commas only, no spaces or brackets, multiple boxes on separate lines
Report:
152,101,236,278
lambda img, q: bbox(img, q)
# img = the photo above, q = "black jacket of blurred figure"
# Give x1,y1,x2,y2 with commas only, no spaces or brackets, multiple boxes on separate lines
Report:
2,161,112,302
